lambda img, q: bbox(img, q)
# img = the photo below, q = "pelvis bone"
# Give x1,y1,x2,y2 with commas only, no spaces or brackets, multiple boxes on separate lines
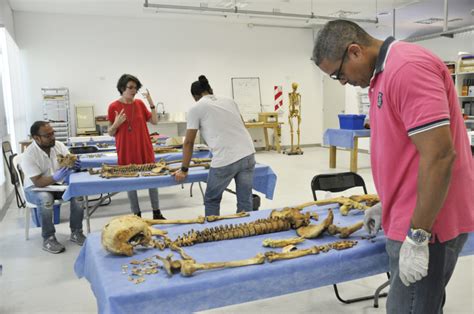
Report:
101,215,167,256
296,210,334,239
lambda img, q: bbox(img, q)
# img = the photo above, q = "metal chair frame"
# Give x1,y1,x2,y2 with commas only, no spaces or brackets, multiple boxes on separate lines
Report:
311,172,390,307
2,141,26,208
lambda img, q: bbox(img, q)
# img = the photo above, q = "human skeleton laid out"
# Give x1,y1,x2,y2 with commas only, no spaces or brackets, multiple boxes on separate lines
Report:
102,196,379,282
153,146,181,154
88,158,211,179
102,196,375,256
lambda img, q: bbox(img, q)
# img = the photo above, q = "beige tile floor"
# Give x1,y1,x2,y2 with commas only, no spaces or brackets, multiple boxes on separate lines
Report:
0,147,472,313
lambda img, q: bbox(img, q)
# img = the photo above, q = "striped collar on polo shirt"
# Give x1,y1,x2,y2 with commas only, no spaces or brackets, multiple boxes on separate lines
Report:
373,36,396,76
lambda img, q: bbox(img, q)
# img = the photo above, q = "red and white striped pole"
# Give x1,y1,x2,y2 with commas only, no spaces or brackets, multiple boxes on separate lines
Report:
274,85,283,111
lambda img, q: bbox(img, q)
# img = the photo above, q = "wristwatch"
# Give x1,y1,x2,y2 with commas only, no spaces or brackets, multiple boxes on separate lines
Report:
150,106,156,109
407,228,431,244
180,166,189,173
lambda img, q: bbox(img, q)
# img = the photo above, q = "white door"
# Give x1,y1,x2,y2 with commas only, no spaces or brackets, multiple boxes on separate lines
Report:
322,77,346,131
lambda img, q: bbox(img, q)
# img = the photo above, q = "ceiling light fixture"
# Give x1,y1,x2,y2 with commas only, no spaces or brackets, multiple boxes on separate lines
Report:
414,17,444,25
328,10,361,18
143,0,378,24
414,17,463,25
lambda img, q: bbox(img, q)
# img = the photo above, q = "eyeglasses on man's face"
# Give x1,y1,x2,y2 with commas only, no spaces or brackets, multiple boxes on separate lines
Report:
330,42,354,81
38,131,55,139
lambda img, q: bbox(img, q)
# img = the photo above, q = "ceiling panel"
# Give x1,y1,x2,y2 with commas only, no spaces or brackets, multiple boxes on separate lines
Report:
8,0,474,39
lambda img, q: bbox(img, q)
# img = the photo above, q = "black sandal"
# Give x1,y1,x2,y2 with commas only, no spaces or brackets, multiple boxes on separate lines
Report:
153,209,166,220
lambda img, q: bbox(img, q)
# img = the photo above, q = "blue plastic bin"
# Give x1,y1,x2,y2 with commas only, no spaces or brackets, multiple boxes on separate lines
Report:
31,204,61,227
338,114,366,130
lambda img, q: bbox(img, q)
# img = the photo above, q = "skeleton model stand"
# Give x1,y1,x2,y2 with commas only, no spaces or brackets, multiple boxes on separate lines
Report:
287,82,303,155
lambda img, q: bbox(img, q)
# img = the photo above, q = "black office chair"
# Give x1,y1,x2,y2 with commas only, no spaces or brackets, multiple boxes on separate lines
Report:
68,146,99,155
311,172,389,307
2,141,26,208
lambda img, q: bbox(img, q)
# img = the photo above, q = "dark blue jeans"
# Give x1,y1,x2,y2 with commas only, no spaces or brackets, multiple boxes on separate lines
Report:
24,187,84,239
385,233,468,314
204,154,256,216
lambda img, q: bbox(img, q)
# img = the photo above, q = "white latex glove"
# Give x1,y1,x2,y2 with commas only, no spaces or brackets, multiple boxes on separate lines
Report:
363,202,382,236
399,236,429,286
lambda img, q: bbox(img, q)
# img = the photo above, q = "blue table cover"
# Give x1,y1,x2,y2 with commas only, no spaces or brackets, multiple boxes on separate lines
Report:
80,150,212,168
323,129,371,149
74,205,474,314
63,163,277,201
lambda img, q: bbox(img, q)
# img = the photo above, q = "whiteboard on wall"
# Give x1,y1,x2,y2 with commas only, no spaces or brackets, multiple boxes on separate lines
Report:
0,63,6,138
231,77,262,122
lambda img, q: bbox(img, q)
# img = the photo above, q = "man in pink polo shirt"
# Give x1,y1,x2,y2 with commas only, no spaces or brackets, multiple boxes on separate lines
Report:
312,20,474,313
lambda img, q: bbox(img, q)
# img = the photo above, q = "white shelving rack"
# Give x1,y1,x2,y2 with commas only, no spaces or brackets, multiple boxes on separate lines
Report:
358,88,370,116
42,87,71,142
450,54,474,152
455,71,474,131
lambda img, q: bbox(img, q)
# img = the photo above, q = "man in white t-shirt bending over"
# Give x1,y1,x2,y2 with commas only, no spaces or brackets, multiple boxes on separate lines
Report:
174,75,256,216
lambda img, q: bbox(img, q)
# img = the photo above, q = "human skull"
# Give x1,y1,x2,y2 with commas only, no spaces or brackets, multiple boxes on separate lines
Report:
101,215,155,256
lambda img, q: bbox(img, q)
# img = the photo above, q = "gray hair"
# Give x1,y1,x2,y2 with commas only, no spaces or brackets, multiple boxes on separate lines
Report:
312,20,372,66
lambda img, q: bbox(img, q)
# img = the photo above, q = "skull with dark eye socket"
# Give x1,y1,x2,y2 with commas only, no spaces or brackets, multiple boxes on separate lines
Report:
101,215,166,256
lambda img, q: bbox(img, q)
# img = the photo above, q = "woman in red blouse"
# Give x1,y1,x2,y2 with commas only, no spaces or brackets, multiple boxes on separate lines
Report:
107,74,165,219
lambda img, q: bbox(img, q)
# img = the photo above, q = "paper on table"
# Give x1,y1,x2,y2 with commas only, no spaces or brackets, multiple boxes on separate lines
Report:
31,184,67,192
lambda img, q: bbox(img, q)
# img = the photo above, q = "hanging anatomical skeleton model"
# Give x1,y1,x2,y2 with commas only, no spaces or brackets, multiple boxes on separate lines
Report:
287,82,303,155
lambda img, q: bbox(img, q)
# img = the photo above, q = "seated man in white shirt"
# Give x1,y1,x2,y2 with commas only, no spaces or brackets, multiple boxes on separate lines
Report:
21,121,85,254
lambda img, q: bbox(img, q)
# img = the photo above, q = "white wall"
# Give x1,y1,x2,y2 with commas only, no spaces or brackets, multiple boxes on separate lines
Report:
14,12,324,147
345,85,359,114
416,30,474,61
0,0,15,38
0,0,16,210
